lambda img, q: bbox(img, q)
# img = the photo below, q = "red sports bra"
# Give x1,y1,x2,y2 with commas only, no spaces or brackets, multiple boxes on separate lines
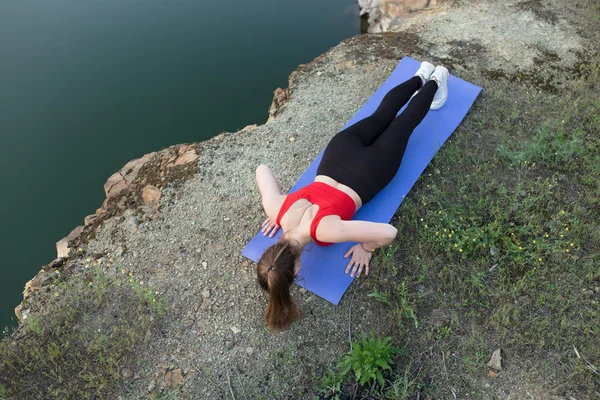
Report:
276,182,357,247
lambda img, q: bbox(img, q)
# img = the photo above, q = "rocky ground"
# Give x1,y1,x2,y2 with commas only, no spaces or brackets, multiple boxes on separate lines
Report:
8,0,600,399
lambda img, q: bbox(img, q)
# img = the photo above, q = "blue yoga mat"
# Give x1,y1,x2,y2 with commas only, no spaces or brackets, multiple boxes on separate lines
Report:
243,56,482,305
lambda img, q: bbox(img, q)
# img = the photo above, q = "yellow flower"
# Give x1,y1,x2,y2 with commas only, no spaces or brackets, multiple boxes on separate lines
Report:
152,299,156,302
538,258,542,261
448,234,451,238
121,269,125,274
55,270,59,274
109,257,113,262
560,234,564,238
454,244,458,247
444,229,447,232
129,272,133,277
472,238,476,242
545,234,549,238
459,248,463,252
565,227,569,231
561,210,565,214
139,281,144,285
54,292,59,296
533,240,536,244
570,243,574,247
78,247,83,251
88,282,92,286
565,249,570,253
107,263,112,267
451,230,455,234
519,246,522,250
87,258,91,262
435,232,439,235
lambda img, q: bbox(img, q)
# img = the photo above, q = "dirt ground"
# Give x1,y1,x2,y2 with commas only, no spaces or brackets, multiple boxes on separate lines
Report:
5,0,600,399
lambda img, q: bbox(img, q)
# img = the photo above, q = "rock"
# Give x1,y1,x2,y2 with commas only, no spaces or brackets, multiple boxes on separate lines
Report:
143,330,152,344
56,225,84,258
23,275,43,301
142,185,161,208
165,368,183,388
487,348,502,371
147,381,156,392
84,213,100,226
268,87,289,119
246,347,255,356
121,367,134,380
200,298,211,310
242,261,249,268
14,304,24,323
488,369,500,378
225,340,234,350
428,308,450,329
174,151,199,167
231,326,241,334
177,144,192,155
104,172,127,200
103,152,156,199
123,215,139,234
202,289,210,298
202,262,207,269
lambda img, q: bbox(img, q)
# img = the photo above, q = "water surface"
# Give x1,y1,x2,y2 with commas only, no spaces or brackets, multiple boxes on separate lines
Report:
0,0,360,329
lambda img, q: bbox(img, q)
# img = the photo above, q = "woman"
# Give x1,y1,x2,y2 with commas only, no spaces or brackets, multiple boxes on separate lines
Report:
255,62,449,330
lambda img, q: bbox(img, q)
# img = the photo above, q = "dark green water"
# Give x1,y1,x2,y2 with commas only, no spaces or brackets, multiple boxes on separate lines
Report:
0,0,360,329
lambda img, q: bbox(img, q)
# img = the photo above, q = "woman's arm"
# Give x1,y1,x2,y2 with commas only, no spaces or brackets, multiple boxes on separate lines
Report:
255,165,286,221
316,219,398,251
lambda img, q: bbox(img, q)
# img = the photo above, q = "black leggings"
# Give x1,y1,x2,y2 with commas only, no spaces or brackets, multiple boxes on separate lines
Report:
317,76,437,204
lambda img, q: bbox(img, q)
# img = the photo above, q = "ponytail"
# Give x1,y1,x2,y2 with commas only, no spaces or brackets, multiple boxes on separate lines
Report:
257,239,302,331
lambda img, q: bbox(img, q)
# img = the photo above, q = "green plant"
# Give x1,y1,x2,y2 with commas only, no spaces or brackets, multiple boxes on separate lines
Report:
318,367,344,399
368,290,392,306
385,362,419,400
341,333,398,389
0,264,166,400
395,282,418,328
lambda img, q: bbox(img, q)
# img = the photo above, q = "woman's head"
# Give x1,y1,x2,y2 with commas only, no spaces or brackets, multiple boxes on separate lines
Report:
257,238,302,331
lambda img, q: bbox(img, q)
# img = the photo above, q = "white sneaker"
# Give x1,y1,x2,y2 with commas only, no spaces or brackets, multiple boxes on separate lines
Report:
430,66,449,110
415,61,435,83
411,61,435,98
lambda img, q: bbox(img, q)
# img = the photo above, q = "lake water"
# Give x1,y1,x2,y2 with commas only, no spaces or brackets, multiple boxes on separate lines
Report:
0,0,361,329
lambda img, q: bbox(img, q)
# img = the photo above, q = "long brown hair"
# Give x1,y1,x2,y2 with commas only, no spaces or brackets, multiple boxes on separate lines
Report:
257,238,302,331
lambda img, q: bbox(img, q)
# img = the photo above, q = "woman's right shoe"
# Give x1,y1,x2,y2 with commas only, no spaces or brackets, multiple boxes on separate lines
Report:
430,66,449,110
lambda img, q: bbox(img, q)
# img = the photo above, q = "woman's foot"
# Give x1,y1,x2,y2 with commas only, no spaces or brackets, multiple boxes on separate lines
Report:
430,66,449,110
415,61,435,86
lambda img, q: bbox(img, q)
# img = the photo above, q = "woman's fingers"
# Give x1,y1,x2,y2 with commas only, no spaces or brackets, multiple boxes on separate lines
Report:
261,218,280,237
345,259,355,274
344,247,354,258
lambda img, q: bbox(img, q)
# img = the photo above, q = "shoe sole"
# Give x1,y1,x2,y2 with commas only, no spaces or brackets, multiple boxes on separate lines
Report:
430,68,449,110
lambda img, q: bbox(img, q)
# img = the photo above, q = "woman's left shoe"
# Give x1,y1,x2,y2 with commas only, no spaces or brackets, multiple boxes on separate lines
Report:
415,61,435,84
430,66,449,110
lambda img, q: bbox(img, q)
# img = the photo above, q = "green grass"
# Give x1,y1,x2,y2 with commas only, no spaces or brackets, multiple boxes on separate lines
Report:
324,23,600,400
0,264,165,400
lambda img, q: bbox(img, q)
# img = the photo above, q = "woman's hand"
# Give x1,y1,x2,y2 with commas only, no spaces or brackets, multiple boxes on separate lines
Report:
344,243,373,278
262,217,280,238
